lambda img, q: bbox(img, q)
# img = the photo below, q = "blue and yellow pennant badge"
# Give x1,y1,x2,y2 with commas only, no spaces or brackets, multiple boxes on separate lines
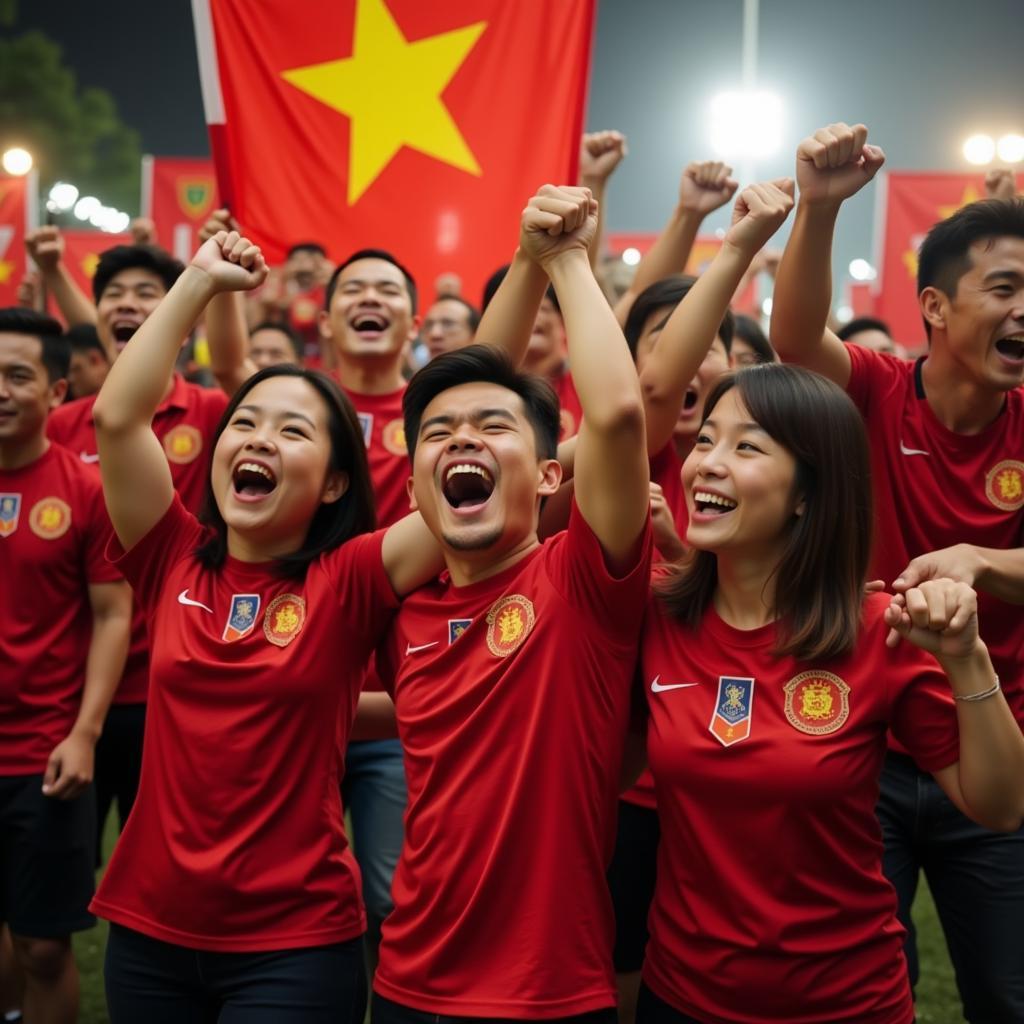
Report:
0,493,20,537
709,676,755,747
223,594,261,642
448,618,472,645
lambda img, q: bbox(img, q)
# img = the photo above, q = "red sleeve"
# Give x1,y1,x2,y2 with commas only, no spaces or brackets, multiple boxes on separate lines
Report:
545,499,653,644
81,473,121,585
845,343,909,418
107,495,205,612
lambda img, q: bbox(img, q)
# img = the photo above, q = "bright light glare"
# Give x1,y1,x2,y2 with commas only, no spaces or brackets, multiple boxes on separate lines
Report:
836,305,853,323
963,134,996,166
997,134,1024,163
848,258,876,281
48,182,79,211
109,212,130,233
761,297,773,317
74,196,100,220
710,91,783,159
2,147,33,176
621,247,641,266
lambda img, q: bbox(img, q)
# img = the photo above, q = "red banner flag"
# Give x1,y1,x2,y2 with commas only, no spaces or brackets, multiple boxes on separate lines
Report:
55,231,133,312
141,156,218,262
0,173,37,307
191,0,595,302
874,171,1024,347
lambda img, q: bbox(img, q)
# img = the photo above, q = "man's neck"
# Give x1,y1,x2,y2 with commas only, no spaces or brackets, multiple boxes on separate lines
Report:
0,434,48,472
920,350,1006,435
333,355,405,396
444,534,542,588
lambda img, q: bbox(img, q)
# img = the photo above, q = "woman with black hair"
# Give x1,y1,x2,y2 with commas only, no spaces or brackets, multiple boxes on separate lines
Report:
89,231,443,1023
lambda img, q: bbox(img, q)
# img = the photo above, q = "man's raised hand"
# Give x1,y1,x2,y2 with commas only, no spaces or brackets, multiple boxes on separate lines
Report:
198,208,240,243
723,179,795,257
796,123,885,207
25,225,65,272
985,168,1017,201
520,185,598,269
678,160,739,216
579,130,627,184
191,230,268,292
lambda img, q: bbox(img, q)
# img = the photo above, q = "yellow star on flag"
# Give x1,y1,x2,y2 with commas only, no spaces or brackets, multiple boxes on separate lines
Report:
282,0,486,205
0,260,12,285
82,253,100,279
938,184,981,220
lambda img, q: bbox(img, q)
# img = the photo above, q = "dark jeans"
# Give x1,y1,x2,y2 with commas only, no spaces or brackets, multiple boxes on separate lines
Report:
372,993,618,1024
635,984,704,1024
94,702,146,863
877,750,1024,1024
105,923,367,1023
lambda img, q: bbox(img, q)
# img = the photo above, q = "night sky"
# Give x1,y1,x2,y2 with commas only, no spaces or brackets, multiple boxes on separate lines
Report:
8,0,1024,282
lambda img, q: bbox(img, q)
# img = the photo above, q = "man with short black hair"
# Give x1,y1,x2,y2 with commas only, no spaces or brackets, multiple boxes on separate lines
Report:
836,315,903,357
65,324,110,400
421,295,479,360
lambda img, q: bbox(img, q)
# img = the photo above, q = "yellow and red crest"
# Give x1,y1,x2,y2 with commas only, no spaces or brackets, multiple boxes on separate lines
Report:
784,671,850,735
163,425,203,465
985,460,1024,512
263,593,306,647
29,497,72,540
382,418,407,456
176,177,216,221
485,594,535,657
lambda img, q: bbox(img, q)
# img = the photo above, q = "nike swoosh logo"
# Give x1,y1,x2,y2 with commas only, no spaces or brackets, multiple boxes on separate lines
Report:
406,641,440,655
177,589,213,613
79,451,100,463
899,440,930,457
651,675,700,693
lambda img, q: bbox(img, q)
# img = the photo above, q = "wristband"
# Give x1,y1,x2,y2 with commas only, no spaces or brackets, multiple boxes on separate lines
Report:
954,676,1001,703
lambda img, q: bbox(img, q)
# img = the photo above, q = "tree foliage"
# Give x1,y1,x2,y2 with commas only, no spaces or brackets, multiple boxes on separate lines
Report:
0,31,141,212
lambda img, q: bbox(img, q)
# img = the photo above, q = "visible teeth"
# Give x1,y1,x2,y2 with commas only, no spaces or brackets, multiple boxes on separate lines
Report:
694,491,736,509
446,464,492,483
238,462,274,482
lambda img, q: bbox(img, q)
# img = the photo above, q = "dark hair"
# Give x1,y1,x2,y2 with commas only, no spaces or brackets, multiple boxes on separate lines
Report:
250,321,304,361
427,295,481,332
92,245,184,303
623,275,734,360
194,365,376,578
732,315,776,363
836,316,892,342
65,323,109,362
324,248,418,313
481,264,560,315
917,198,1024,336
656,364,872,662
0,307,69,381
403,345,559,461
287,242,326,259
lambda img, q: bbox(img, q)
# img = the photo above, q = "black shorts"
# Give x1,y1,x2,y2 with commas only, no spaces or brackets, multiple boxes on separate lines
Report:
607,799,660,972
0,774,96,937
635,983,704,1024
372,994,617,1024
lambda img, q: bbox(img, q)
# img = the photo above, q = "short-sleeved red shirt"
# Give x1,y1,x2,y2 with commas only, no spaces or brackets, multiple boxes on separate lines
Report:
846,346,1024,723
48,374,229,705
640,592,959,1024
90,497,397,951
0,444,121,774
373,503,653,1017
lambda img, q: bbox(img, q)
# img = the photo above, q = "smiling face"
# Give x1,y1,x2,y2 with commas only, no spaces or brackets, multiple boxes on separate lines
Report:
409,381,560,555
682,388,803,558
422,298,475,360
210,375,347,557
923,236,1024,392
0,333,66,449
320,257,418,368
96,268,167,354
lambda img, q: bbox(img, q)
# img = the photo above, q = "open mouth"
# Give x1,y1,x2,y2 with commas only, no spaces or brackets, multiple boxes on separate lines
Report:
232,461,278,499
112,322,140,345
350,312,390,338
442,463,495,511
682,388,699,412
693,490,737,516
995,336,1024,362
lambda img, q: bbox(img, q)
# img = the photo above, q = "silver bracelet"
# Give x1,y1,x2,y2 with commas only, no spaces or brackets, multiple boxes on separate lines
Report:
954,676,1001,703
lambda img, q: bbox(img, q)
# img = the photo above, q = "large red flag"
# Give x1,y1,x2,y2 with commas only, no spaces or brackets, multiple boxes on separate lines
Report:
874,171,1024,347
191,0,595,302
0,173,37,307
55,230,133,311
141,156,218,261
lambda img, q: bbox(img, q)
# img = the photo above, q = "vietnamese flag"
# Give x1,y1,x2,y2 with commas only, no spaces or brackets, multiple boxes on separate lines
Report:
191,0,595,301
0,173,37,307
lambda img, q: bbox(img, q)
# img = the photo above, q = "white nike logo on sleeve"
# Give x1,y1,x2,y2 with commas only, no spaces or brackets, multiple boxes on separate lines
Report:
650,675,700,693
177,590,213,613
79,452,100,463
405,641,440,655
899,440,930,457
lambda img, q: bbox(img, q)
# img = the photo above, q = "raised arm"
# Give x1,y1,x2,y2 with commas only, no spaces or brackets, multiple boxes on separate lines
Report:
613,160,738,326
893,544,1024,605
25,227,99,333
770,122,885,385
94,232,267,550
578,130,627,271
640,180,795,454
519,184,647,568
471,248,549,366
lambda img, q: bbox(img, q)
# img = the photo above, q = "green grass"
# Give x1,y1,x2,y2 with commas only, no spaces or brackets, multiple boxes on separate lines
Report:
67,818,967,1023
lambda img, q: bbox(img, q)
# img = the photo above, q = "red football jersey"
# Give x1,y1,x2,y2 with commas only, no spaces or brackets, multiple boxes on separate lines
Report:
90,497,397,951
373,503,653,1017
552,367,583,441
48,374,229,705
846,346,1024,723
640,592,959,1024
0,444,121,774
